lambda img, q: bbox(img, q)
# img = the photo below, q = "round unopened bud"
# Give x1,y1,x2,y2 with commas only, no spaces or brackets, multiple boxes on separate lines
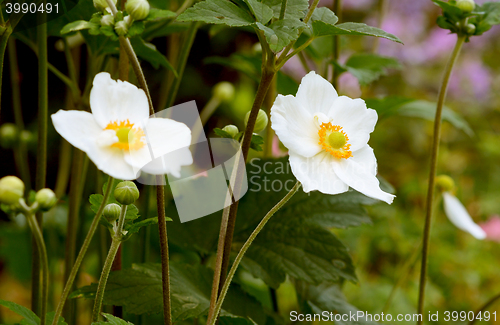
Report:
20,130,34,146
252,42,262,55
0,176,24,205
103,203,121,222
436,175,455,192
465,23,476,34
457,0,475,12
101,14,115,26
115,20,129,36
125,0,150,21
213,82,235,102
0,123,19,148
244,109,268,133
35,188,57,211
114,181,139,205
222,125,239,138
94,0,117,12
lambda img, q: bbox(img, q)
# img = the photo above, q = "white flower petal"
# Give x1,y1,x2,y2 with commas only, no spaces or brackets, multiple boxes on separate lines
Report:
87,145,139,180
124,118,192,176
328,96,378,151
89,72,150,128
333,145,395,204
289,151,349,194
271,95,321,158
443,192,486,239
296,71,338,116
51,110,102,152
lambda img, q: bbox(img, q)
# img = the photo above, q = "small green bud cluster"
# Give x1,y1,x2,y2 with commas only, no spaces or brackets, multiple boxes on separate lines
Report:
213,82,235,102
0,176,24,205
114,181,139,205
457,0,475,12
103,203,121,222
222,125,239,138
244,109,269,133
0,176,57,213
93,0,117,12
101,13,115,27
35,189,57,211
125,0,150,21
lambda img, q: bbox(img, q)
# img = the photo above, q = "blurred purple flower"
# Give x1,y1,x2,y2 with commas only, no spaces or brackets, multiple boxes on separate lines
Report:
448,57,492,100
479,216,500,242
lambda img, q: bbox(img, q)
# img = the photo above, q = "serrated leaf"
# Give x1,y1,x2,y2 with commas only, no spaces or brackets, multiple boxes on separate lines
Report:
61,20,96,34
262,0,308,20
122,217,163,240
313,22,402,43
309,7,338,36
130,37,176,73
176,0,256,26
214,128,235,139
256,19,306,52
145,8,176,21
128,21,146,37
337,53,402,85
72,263,266,323
249,134,264,151
92,313,134,325
300,282,376,325
243,0,273,24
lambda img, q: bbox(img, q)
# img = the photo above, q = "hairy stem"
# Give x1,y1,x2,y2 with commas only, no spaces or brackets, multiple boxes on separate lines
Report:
208,182,302,325
263,75,276,158
51,176,114,325
417,34,465,323
279,0,288,20
92,204,128,321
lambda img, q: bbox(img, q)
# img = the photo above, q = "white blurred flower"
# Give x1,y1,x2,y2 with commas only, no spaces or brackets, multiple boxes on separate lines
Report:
270,71,394,204
442,191,486,239
51,72,192,180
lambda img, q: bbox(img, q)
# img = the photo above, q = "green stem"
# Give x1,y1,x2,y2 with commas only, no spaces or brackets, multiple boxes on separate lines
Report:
417,34,465,324
165,22,199,109
469,293,500,325
331,0,342,87
156,177,172,325
51,176,114,325
278,37,315,69
263,75,276,158
0,23,12,118
279,0,288,20
208,182,301,325
25,212,49,325
48,63,81,101
92,204,128,321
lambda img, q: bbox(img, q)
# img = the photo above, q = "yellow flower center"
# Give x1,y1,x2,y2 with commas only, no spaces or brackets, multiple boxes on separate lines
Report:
105,120,146,151
318,122,352,159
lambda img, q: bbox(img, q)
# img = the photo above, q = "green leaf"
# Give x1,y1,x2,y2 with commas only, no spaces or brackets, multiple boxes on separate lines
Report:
301,282,376,325
92,313,134,325
204,54,261,82
145,8,177,21
250,134,264,151
214,128,235,139
122,217,165,241
72,263,266,323
337,53,402,85
130,37,177,73
309,7,339,37
60,20,97,34
365,97,474,136
128,21,146,38
256,19,306,52
176,0,256,27
314,22,402,43
468,2,500,35
262,0,308,20
243,0,273,24
0,300,38,325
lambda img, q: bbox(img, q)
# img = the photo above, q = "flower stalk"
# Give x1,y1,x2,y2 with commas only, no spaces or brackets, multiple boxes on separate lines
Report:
92,204,128,321
207,181,302,325
51,176,114,325
417,34,466,323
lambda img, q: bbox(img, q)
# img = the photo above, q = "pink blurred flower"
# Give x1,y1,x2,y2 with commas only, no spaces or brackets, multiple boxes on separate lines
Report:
272,135,288,157
479,216,500,242
448,58,492,100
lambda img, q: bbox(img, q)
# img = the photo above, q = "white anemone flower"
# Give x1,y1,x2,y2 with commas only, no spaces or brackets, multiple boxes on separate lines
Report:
442,191,486,239
51,72,192,180
270,71,394,204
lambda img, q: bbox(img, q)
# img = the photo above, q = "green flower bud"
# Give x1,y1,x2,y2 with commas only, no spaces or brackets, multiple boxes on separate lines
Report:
114,181,139,205
103,203,121,222
457,0,475,12
125,0,150,21
94,0,117,12
0,176,24,205
222,125,239,138
20,130,34,147
115,20,129,36
436,175,455,192
213,82,235,102
101,14,115,26
244,109,268,133
35,188,57,211
465,23,476,34
252,42,262,55
0,123,19,148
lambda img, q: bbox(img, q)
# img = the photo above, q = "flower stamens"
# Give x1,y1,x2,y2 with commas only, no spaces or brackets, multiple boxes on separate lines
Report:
105,120,145,151
318,122,352,159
